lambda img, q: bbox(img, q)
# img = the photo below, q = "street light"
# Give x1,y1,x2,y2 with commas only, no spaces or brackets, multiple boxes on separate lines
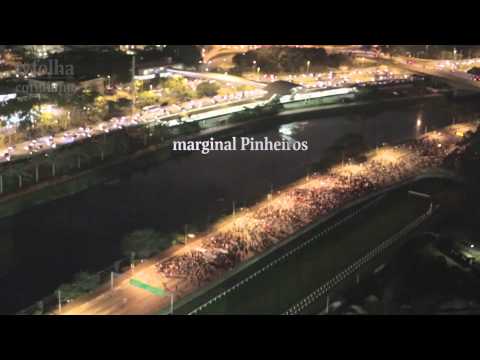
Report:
170,292,174,315
307,60,311,74
131,251,135,270
57,290,62,314
111,271,115,290
184,225,195,245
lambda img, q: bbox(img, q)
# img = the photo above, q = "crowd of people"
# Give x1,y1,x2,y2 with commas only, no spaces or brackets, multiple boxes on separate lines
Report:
155,122,479,289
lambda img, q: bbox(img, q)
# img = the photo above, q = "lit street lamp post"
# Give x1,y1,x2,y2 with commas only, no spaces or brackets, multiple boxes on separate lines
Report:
131,252,135,271
184,224,188,245
58,290,62,314
131,55,136,117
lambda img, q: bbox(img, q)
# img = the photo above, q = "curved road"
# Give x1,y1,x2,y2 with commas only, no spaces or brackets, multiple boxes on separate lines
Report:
166,68,267,89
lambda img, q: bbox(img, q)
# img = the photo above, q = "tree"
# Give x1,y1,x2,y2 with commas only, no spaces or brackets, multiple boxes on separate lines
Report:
73,272,101,293
232,52,257,70
196,81,220,98
163,76,195,101
232,47,348,74
57,271,101,301
122,229,170,259
0,98,39,119
107,97,132,117
467,67,480,76
34,109,62,135
137,91,161,108
68,89,100,118
0,98,42,140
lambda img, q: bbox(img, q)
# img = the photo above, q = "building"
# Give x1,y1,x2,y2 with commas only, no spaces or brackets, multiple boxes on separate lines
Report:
119,45,167,54
0,64,16,79
76,76,106,93
64,45,117,53
27,75,106,96
136,58,174,77
19,45,65,59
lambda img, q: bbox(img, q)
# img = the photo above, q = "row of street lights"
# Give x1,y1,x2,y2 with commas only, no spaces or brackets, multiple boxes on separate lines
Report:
252,60,311,78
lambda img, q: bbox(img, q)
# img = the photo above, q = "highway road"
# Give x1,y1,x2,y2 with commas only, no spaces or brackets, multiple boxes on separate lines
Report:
375,54,480,92
202,45,364,63
166,68,267,88
52,122,473,315
0,48,414,166
0,91,268,166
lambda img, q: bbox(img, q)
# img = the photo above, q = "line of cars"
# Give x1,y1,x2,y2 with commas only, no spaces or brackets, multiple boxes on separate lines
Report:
141,90,267,126
0,89,266,164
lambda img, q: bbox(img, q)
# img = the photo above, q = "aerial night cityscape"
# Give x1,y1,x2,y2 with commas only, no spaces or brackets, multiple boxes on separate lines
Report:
2,44,480,317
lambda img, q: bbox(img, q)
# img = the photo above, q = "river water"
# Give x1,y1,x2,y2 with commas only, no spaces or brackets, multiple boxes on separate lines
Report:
1,97,479,314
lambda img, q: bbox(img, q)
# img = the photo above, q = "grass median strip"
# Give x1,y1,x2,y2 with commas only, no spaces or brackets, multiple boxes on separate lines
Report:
129,279,167,297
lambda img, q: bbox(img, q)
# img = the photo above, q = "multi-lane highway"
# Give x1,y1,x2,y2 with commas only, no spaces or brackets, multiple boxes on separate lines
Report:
200,45,365,72
202,45,364,63
166,68,267,88
0,89,268,165
375,54,480,92
50,121,473,315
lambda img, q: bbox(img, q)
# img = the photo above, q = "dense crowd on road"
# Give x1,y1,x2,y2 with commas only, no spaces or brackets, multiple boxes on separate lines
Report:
156,122,479,288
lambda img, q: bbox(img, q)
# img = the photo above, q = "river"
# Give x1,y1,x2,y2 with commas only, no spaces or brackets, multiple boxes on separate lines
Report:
1,97,479,314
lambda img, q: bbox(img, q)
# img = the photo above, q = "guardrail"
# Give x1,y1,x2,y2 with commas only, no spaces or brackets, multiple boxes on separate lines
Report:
283,205,439,315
